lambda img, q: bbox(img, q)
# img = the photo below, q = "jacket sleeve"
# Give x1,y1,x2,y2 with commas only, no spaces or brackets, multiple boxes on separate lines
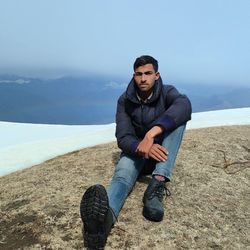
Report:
154,85,192,131
115,94,140,155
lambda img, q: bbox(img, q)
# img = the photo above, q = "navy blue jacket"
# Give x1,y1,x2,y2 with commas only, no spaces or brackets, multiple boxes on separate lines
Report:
115,77,192,155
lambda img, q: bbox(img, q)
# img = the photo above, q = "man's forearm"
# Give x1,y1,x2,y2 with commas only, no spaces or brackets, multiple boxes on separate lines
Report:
145,125,164,139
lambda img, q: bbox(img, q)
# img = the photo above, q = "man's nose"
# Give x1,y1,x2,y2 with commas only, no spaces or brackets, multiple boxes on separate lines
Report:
141,74,146,82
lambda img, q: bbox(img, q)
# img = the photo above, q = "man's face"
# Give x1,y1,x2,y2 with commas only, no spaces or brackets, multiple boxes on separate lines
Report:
133,64,160,93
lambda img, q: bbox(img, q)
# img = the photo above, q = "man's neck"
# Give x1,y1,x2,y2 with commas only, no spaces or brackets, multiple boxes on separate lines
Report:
137,90,153,102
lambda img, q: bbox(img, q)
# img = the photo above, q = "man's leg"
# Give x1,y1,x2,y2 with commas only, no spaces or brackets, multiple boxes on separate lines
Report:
107,154,145,219
153,124,186,181
80,154,145,249
143,125,186,221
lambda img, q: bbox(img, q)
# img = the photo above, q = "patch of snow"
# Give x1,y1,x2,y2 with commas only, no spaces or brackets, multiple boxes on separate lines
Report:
0,108,249,177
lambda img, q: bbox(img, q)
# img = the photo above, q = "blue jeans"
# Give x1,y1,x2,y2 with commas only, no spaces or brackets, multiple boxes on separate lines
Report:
107,125,186,219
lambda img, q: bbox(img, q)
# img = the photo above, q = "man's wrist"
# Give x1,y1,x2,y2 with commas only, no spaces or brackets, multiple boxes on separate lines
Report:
146,125,164,138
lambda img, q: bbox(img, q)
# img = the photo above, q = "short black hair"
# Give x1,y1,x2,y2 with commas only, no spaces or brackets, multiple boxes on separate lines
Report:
133,55,158,72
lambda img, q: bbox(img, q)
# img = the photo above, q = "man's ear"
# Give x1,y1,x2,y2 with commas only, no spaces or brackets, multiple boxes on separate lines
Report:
155,72,160,80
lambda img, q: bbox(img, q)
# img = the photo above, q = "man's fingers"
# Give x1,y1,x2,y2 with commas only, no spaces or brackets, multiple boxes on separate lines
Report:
137,143,168,161
136,148,149,159
149,145,168,161
157,145,168,155
149,150,166,161
154,144,168,158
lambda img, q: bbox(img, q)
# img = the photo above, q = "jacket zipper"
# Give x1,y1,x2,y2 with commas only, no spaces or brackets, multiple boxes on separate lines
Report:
141,103,144,126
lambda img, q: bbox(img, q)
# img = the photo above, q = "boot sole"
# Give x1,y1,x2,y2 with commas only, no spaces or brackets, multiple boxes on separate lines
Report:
80,184,109,249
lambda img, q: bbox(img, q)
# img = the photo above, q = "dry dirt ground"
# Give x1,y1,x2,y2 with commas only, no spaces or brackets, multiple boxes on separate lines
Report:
0,125,249,250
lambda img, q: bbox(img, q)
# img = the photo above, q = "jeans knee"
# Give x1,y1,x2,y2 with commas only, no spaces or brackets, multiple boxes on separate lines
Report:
112,167,136,187
111,154,144,189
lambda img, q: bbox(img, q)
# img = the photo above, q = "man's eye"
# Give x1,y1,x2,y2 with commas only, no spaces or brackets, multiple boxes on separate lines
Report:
135,72,153,76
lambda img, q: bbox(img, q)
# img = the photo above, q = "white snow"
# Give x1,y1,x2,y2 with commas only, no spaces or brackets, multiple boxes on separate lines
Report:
0,107,250,177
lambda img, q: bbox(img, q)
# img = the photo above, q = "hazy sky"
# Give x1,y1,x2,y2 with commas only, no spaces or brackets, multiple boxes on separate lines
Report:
0,0,249,85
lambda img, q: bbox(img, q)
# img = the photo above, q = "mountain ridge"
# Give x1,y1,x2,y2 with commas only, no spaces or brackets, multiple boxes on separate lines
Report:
1,74,249,124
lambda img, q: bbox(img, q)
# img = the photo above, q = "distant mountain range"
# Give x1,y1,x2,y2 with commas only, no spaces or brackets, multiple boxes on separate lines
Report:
0,74,249,124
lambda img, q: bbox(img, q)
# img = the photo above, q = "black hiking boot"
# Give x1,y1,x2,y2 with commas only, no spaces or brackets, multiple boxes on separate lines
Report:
143,177,170,222
80,184,114,249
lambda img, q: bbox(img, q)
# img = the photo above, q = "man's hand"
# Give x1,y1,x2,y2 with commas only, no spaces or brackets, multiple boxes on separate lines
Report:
136,135,154,159
148,144,168,162
136,125,164,159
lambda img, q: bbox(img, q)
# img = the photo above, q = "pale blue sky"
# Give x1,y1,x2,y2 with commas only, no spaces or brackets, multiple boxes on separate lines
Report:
0,0,249,85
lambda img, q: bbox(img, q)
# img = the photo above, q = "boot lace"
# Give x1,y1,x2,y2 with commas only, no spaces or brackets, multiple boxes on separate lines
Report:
149,183,171,201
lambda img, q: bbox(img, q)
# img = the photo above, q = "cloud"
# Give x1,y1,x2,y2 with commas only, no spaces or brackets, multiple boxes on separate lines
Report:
0,79,30,84
105,81,127,89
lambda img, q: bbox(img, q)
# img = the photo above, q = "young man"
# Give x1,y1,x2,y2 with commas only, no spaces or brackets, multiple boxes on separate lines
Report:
80,55,192,249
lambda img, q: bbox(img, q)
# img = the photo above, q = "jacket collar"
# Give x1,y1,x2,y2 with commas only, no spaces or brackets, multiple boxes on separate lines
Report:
136,91,153,103
126,76,163,104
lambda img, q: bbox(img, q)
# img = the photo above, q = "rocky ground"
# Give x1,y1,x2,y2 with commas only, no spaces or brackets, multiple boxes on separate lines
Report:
0,125,249,250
